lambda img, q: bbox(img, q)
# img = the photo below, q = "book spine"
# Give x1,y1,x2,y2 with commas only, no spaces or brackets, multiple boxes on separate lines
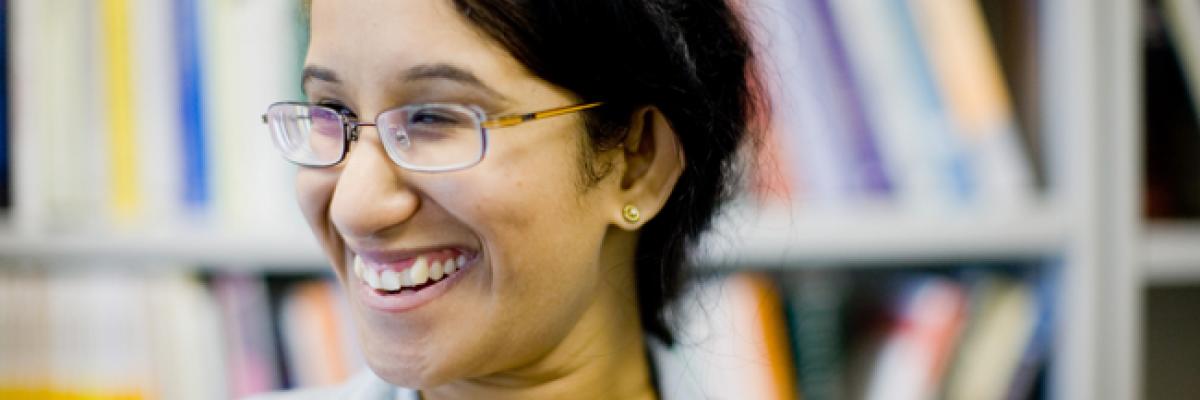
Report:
131,0,182,229
0,0,9,210
809,0,893,199
101,0,141,222
174,0,210,212
906,0,1035,211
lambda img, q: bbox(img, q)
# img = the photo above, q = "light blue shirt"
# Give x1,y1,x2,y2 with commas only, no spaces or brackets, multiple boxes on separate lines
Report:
247,337,709,400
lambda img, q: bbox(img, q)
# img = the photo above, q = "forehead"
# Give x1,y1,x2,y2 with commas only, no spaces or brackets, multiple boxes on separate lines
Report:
306,0,531,99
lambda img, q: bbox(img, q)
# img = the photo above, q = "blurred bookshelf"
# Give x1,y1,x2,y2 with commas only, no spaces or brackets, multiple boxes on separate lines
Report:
1141,0,1200,397
0,0,1146,399
1143,222,1200,283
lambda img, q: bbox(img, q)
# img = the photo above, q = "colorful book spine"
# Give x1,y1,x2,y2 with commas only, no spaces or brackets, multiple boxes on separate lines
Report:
101,0,141,222
280,280,353,387
132,0,183,228
827,0,971,211
809,0,893,200
0,0,9,210
785,271,847,400
174,0,210,212
906,0,1035,211
889,0,975,204
214,274,281,397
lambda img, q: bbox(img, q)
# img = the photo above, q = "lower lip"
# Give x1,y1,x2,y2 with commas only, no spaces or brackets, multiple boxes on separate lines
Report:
353,257,475,313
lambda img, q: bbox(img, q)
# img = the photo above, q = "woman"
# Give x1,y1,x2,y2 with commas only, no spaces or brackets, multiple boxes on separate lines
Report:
257,0,758,398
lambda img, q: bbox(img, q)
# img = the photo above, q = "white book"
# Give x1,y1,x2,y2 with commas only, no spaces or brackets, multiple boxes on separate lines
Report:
828,0,963,213
146,273,230,400
131,0,183,232
906,0,1036,213
747,0,854,208
202,0,304,233
9,0,49,235
47,268,151,395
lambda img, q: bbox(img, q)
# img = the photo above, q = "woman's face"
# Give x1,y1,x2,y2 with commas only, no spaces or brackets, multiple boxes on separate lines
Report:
299,0,628,387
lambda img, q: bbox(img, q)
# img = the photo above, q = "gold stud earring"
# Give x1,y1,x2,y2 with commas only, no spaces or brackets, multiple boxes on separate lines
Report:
622,204,641,224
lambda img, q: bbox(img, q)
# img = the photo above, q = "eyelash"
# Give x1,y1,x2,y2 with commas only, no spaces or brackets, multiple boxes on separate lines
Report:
316,99,357,118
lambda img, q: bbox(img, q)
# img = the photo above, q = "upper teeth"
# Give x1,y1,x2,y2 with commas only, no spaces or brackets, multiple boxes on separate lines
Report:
353,253,465,291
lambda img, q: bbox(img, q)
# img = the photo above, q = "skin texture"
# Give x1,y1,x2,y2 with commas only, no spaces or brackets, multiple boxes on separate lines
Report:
297,1,685,398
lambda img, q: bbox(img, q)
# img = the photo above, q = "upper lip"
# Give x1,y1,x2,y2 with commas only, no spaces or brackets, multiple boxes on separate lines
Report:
349,243,475,265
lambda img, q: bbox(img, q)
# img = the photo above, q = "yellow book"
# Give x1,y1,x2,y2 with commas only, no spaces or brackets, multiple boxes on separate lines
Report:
101,0,140,223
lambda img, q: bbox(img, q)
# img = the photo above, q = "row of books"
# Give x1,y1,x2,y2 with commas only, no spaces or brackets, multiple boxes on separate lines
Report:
745,0,1041,214
6,0,308,234
0,266,361,400
0,0,1056,239
674,265,1056,400
0,262,1055,399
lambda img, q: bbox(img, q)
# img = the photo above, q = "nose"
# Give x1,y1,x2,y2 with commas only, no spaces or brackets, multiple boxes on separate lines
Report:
328,125,421,239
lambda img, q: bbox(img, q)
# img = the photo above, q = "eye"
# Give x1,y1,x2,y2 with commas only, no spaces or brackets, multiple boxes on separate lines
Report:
317,100,357,119
408,108,473,126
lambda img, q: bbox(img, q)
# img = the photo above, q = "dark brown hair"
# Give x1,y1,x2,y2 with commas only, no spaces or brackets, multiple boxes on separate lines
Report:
305,0,760,345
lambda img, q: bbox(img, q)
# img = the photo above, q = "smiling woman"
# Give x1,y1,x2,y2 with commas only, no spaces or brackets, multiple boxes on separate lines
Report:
252,0,758,399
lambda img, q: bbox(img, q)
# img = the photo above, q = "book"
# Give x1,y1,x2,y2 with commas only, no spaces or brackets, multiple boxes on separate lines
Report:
941,272,1040,400
906,0,1036,212
145,273,230,400
784,270,848,400
862,275,967,400
100,0,142,224
279,279,355,388
663,273,796,400
174,0,211,214
131,0,183,230
45,267,153,399
0,0,9,210
750,0,894,208
200,0,305,232
1163,0,1200,125
827,0,973,212
213,273,282,397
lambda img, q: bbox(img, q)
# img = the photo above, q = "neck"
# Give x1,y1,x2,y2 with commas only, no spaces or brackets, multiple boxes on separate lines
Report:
422,229,657,400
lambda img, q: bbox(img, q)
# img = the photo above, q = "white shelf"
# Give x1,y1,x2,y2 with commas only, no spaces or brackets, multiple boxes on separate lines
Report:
0,230,327,270
696,205,1068,267
0,206,1069,271
1144,222,1200,283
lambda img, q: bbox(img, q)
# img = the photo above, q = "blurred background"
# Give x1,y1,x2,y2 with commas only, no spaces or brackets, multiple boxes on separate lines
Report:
0,0,1192,399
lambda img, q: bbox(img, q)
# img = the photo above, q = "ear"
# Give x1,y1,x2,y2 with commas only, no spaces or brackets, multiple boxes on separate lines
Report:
610,106,685,230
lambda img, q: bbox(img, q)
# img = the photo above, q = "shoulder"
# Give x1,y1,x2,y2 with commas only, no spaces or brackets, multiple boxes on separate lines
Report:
247,340,700,400
242,369,418,400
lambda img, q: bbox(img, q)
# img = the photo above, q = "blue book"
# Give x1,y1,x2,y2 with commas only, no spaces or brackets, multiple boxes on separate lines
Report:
174,0,209,211
1,0,9,209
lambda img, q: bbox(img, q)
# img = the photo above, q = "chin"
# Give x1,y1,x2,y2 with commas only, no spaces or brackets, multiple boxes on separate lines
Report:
359,335,454,388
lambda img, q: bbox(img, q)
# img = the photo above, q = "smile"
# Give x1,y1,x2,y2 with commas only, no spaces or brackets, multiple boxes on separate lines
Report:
353,250,470,292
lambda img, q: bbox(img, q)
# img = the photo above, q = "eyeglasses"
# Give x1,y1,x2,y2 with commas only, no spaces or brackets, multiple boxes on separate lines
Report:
261,101,603,172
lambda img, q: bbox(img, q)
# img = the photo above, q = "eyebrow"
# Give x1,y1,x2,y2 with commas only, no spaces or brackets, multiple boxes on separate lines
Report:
301,65,340,95
300,63,510,102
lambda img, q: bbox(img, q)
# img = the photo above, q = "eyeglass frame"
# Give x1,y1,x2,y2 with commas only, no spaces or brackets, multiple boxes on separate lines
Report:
261,101,604,172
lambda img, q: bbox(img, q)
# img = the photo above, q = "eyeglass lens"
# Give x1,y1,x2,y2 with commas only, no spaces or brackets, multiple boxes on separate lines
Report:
378,105,484,171
267,103,486,171
267,103,345,166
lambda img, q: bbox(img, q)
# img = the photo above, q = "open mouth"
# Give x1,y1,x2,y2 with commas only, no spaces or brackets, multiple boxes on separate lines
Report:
352,249,472,295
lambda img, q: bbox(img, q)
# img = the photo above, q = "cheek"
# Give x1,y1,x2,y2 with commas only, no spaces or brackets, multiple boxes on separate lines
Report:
455,140,609,312
295,168,343,261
